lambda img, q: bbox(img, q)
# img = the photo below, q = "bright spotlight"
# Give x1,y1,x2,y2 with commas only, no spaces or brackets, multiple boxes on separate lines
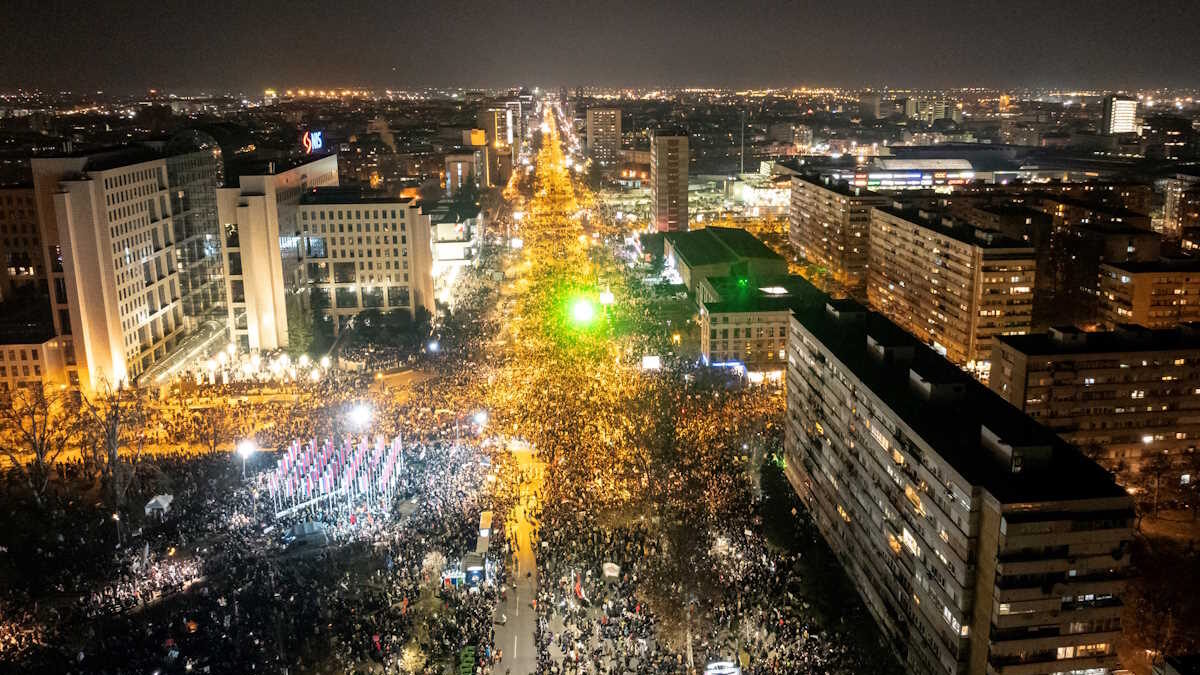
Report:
427,340,440,353
570,297,596,326
348,404,372,428
473,411,488,426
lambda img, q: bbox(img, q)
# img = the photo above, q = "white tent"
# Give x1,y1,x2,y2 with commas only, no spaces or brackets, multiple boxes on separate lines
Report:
144,494,174,517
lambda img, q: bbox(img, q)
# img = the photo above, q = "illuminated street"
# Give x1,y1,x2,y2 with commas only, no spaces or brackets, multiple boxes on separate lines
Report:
0,98,900,675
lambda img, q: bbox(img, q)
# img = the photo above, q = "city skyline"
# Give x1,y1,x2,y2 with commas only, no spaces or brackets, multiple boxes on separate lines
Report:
4,0,1200,92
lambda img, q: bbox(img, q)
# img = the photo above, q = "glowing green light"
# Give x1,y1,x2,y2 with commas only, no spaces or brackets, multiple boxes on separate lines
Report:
570,297,596,326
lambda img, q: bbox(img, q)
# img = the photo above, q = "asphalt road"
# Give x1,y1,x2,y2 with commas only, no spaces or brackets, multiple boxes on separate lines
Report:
494,446,542,675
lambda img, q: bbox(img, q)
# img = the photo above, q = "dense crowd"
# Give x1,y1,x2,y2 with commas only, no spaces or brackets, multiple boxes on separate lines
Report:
0,104,900,675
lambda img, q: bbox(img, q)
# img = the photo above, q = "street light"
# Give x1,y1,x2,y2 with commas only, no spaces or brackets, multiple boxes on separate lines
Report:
473,411,488,426
427,340,440,353
237,439,258,478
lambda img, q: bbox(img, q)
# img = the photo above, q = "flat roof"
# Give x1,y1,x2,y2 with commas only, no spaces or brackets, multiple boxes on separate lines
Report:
668,231,736,267
226,152,337,184
705,227,785,261
1100,257,1200,274
996,324,1200,356
874,158,973,171
1038,193,1147,219
704,275,825,314
876,205,1032,250
423,200,481,223
791,300,1127,504
793,173,884,199
300,187,414,206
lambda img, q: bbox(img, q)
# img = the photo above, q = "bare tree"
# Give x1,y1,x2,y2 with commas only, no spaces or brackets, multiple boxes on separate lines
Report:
0,386,79,509
80,383,147,539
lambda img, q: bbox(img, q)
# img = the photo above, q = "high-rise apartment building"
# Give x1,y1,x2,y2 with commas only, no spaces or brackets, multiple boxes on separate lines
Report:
1163,172,1200,241
585,108,621,167
649,130,689,232
1098,258,1200,328
868,205,1035,380
1036,196,1159,328
788,175,886,293
297,188,434,333
31,141,231,390
991,324,1200,471
1101,95,1138,135
786,298,1134,675
217,154,339,351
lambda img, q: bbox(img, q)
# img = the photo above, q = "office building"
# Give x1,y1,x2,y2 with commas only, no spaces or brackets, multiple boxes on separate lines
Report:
30,139,231,391
786,298,1134,675
0,186,42,301
991,324,1200,471
423,201,483,309
445,152,484,197
662,226,787,293
859,93,882,120
297,187,433,333
585,108,621,166
218,154,340,352
649,129,689,232
868,205,1035,380
698,274,821,378
1101,95,1138,135
788,175,887,293
0,336,68,391
1099,258,1200,329
478,105,516,185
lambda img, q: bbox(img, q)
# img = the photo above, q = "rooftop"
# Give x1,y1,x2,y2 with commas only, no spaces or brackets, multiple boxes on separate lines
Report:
703,274,825,314
793,173,884,199
876,205,1032,250
1038,193,1147,219
1100,257,1200,274
791,299,1128,504
996,324,1200,356
226,152,337,186
300,187,415,206
874,158,973,171
665,226,784,268
423,200,481,223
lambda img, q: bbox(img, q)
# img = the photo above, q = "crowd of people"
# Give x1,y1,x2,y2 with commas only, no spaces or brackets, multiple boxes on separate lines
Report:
0,108,901,675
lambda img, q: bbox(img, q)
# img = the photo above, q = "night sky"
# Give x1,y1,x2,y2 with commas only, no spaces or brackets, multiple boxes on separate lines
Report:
2,0,1198,93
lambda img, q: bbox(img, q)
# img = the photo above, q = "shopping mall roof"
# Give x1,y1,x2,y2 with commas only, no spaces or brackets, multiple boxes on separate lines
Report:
873,158,973,171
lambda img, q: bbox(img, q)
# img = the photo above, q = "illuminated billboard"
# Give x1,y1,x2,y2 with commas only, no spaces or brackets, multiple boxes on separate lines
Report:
301,130,325,154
